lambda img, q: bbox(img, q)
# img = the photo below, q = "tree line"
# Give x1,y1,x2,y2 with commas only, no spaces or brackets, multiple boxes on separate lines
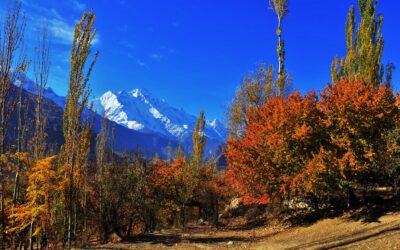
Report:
0,0,399,249
226,0,399,211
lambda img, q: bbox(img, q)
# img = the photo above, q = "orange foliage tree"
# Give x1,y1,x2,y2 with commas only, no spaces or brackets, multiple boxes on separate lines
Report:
149,156,195,226
226,80,399,205
225,91,324,204
9,156,60,241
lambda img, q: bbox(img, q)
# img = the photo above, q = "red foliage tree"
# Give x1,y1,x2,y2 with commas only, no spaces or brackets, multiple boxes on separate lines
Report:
226,80,399,205
225,91,324,204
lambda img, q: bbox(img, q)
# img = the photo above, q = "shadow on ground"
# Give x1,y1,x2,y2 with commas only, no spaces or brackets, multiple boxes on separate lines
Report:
114,233,256,247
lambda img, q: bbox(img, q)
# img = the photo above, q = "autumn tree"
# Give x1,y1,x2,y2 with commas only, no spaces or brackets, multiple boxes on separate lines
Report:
196,164,232,227
9,156,59,249
229,65,273,138
331,0,391,86
229,0,290,138
32,26,51,161
150,156,203,228
61,11,98,248
95,152,150,239
10,28,51,241
192,111,206,166
94,116,113,242
226,80,399,207
226,91,324,204
148,111,209,229
382,124,400,203
0,1,27,247
316,80,397,201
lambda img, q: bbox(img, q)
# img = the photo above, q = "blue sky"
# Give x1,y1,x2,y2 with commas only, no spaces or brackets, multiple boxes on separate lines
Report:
1,0,400,121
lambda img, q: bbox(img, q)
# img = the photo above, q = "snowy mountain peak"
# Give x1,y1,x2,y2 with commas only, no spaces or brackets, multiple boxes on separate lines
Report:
14,73,66,108
93,88,227,143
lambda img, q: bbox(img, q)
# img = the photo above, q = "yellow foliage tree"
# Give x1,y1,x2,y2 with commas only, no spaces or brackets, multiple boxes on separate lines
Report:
9,156,59,239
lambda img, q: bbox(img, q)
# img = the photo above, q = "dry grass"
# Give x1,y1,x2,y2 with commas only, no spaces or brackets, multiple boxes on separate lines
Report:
88,207,400,250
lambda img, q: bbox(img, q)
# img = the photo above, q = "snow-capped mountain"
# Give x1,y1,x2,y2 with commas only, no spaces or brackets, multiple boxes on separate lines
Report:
92,88,228,143
14,73,228,158
14,74,66,108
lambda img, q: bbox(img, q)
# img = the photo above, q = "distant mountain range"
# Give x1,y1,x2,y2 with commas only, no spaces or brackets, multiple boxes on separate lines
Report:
14,75,228,159
92,88,227,144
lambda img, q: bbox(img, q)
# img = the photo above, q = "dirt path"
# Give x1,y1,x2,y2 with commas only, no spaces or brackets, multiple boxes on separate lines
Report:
91,212,400,250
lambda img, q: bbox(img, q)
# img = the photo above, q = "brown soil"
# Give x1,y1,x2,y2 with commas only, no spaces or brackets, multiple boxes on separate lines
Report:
89,211,400,250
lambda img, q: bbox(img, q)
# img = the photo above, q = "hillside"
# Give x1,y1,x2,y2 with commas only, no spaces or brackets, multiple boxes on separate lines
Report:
94,212,400,249
7,84,178,158
15,75,227,159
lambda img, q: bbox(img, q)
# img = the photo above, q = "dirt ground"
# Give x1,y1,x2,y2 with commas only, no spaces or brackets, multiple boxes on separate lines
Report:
89,211,400,250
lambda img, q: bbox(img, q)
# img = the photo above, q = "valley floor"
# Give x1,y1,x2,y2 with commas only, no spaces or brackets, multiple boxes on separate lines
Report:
90,212,400,250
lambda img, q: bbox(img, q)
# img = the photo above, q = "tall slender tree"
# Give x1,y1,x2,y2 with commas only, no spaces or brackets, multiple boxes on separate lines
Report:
270,0,288,96
61,10,98,248
331,0,389,86
192,111,206,166
32,26,51,161
95,116,109,243
0,1,27,248
229,1,291,139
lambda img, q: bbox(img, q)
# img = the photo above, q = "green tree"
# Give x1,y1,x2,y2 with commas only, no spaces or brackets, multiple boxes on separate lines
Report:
331,0,391,86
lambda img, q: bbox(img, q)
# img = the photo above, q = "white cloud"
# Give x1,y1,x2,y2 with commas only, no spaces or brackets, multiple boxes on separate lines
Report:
47,19,74,44
150,53,163,61
136,59,145,67
72,0,86,11
30,17,100,45
24,2,99,46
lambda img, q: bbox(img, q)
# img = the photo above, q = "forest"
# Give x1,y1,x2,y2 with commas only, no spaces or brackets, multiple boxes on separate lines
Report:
0,0,399,249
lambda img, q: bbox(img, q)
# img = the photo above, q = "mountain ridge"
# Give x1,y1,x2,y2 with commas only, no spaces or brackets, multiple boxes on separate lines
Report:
92,88,228,144
15,75,227,159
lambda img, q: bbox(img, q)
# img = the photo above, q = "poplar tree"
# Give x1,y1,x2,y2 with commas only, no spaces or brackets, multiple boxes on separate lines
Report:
32,26,51,161
0,1,27,248
61,11,98,248
95,116,108,243
270,0,288,96
331,0,390,86
192,111,206,165
229,1,290,139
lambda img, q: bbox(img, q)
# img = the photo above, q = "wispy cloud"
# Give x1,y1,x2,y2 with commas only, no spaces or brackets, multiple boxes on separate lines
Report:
72,0,86,11
161,45,176,54
136,59,145,67
46,18,100,45
121,40,135,50
150,53,163,62
24,2,100,46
